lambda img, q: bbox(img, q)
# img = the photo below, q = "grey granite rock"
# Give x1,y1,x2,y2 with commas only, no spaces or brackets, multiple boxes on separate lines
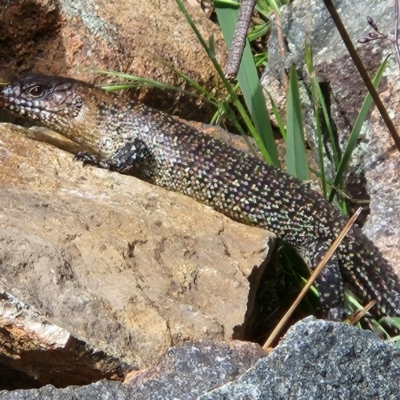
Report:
123,340,267,399
2,318,400,399
0,381,131,400
262,0,400,273
263,0,394,177
200,317,400,399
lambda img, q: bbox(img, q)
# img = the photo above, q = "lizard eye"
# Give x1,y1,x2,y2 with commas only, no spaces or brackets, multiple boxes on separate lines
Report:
27,85,45,98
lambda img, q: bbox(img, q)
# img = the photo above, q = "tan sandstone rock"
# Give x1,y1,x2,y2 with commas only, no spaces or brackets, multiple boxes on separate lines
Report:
0,124,272,384
0,289,126,387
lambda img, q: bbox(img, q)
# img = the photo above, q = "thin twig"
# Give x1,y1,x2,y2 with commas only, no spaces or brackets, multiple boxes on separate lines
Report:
262,207,362,350
322,0,400,153
359,1,400,70
225,0,256,79
392,0,400,68
274,10,288,90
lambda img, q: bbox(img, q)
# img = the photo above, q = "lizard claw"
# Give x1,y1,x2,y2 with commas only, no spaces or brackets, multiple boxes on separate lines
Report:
74,151,99,166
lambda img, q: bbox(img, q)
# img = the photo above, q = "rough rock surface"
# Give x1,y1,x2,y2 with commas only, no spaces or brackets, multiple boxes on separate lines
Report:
0,290,126,389
362,81,400,275
123,340,267,398
2,318,400,399
263,0,400,273
0,339,267,397
0,0,226,119
264,0,392,134
0,123,271,385
200,317,400,400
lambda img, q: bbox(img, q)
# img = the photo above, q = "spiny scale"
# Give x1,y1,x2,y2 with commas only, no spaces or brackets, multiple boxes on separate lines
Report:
1,73,399,318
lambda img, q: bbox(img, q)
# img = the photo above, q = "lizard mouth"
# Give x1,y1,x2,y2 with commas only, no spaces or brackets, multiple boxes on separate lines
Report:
0,74,107,157
0,90,45,122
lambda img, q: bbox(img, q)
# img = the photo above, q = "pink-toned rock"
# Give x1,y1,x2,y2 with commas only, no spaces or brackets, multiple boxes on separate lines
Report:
0,0,226,119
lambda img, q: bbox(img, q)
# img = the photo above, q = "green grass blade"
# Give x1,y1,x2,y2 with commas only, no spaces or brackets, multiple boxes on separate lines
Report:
314,85,340,168
176,0,278,165
265,90,286,141
328,56,389,202
285,65,309,181
248,22,270,42
256,0,283,17
153,54,223,102
213,0,240,7
94,69,220,108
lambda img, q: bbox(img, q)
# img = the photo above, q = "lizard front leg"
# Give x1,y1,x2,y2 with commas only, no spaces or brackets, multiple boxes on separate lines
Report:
74,138,154,174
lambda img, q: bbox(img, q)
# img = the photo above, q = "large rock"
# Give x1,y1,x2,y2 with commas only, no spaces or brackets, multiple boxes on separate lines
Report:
0,123,272,386
123,340,267,398
362,95,400,276
0,0,226,119
200,317,400,399
264,0,392,135
2,318,400,399
0,290,126,389
263,0,400,274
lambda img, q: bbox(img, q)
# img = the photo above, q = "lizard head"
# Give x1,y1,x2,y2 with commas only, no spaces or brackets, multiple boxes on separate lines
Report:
0,73,84,126
0,73,112,150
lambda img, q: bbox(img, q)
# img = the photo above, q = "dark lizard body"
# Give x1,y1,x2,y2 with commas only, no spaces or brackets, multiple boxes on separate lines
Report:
1,73,400,320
